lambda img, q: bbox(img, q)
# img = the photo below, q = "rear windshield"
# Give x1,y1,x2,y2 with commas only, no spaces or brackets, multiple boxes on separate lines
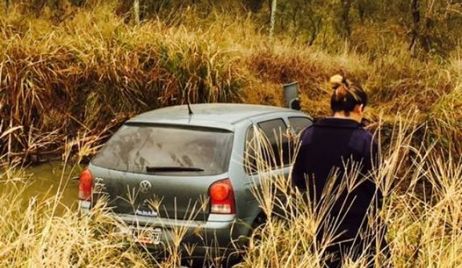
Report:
92,124,234,176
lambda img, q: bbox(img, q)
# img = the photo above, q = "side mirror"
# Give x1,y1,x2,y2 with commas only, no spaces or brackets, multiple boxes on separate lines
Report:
289,98,301,110
283,82,301,110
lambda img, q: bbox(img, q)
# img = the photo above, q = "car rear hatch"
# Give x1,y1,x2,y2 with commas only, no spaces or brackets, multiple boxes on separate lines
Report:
89,123,234,222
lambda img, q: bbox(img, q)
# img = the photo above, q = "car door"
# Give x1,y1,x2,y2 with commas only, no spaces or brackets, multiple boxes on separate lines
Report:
283,115,313,169
243,114,313,219
243,116,292,218
286,116,313,135
254,115,313,182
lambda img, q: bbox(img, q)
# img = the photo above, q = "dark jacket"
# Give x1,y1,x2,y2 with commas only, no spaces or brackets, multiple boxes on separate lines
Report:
292,118,382,240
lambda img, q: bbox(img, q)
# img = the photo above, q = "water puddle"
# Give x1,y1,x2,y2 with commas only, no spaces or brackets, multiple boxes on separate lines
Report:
2,161,81,209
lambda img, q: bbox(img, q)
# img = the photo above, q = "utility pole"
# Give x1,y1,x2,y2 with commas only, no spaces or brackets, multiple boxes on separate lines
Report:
133,0,140,24
270,0,277,39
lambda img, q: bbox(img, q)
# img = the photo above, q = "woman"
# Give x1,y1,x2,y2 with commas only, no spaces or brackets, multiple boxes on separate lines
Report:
291,75,387,267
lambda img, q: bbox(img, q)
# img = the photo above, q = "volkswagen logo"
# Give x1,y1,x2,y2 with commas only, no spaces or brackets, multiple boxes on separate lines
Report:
139,180,152,193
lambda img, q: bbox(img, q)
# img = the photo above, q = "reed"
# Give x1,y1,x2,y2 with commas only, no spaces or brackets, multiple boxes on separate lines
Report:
1,3,461,161
238,117,461,267
0,114,461,267
0,166,151,266
0,3,461,266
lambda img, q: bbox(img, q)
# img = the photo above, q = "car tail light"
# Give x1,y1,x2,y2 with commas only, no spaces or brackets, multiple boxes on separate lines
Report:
79,169,93,201
209,179,236,214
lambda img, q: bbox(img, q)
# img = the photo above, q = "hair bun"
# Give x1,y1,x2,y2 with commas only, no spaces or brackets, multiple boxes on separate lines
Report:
330,74,344,86
330,74,343,84
330,74,348,100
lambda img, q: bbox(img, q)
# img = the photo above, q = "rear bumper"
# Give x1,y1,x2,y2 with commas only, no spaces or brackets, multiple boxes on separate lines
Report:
80,203,249,255
118,213,240,249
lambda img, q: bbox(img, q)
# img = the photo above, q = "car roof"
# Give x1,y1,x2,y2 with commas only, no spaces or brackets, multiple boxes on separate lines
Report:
127,103,309,130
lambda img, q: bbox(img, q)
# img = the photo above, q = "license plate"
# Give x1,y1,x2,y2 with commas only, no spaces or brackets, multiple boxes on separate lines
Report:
129,226,161,245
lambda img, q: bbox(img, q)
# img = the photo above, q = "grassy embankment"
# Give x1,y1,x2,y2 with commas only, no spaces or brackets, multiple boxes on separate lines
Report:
0,2,461,267
1,2,460,159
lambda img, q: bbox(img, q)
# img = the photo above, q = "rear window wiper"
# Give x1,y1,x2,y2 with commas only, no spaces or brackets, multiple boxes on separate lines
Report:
146,166,205,173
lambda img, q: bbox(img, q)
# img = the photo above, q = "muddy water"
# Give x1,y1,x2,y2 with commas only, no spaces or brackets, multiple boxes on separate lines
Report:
21,162,81,208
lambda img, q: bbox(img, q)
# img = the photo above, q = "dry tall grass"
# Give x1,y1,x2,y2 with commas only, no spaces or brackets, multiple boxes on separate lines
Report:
1,117,461,267
0,1,461,267
0,163,151,267
238,117,462,268
1,2,461,161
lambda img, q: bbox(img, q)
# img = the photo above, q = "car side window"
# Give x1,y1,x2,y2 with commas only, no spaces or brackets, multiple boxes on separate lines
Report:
244,119,290,174
288,117,312,134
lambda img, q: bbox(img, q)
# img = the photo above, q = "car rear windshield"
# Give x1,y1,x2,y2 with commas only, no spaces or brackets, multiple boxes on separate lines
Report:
92,123,234,176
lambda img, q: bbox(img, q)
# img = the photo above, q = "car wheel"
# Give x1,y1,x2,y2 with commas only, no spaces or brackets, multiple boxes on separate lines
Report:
249,212,267,244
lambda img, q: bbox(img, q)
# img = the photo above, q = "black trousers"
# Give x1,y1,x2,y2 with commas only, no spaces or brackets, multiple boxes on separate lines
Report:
318,228,390,268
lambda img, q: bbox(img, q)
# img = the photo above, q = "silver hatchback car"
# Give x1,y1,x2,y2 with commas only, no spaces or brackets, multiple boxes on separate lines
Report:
79,103,312,263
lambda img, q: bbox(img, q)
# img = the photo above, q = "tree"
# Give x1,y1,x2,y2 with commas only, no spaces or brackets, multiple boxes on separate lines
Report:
4,0,10,13
409,0,420,55
339,0,353,38
244,0,265,13
270,0,277,38
133,0,140,24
